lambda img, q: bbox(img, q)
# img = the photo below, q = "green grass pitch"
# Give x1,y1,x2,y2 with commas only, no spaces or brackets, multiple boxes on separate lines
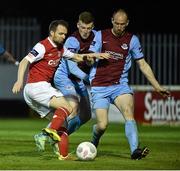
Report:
0,118,180,170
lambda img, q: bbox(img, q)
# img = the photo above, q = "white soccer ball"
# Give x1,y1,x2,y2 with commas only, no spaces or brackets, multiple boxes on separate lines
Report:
76,141,97,160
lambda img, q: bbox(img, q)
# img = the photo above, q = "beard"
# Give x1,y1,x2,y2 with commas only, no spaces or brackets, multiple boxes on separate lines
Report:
54,40,64,47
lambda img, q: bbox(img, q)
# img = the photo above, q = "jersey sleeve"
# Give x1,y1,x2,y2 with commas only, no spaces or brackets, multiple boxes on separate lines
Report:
66,60,87,80
89,31,102,53
64,36,88,81
62,47,75,59
129,35,144,60
25,43,45,63
64,37,80,53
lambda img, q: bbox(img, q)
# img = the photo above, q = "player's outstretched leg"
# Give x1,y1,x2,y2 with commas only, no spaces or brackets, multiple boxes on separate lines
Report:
125,120,138,153
124,120,149,159
42,107,71,142
49,127,76,160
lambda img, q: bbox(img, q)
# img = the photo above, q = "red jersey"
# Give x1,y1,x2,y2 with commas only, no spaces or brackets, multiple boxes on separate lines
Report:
26,37,73,83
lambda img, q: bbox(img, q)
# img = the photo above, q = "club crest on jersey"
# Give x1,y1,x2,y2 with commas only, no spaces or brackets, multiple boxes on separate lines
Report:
121,43,128,50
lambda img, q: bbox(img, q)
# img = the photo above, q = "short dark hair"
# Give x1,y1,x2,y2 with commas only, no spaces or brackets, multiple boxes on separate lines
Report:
78,11,94,24
49,20,69,33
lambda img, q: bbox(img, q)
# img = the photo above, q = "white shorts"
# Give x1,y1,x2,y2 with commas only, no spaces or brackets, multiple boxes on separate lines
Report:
23,81,63,118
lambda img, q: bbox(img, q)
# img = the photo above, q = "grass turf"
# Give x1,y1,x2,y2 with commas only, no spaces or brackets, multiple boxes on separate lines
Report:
0,118,180,170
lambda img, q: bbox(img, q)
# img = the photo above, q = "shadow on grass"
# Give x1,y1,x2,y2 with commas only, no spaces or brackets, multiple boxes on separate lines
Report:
98,150,130,159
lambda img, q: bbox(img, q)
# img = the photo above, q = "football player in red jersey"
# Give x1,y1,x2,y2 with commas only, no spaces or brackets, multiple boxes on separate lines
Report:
12,19,109,160
34,11,97,155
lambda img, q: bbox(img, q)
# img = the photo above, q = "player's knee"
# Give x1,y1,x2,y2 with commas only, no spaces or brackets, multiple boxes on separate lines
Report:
68,111,78,119
60,105,73,114
98,122,108,131
66,105,73,114
72,105,79,114
50,96,72,113
124,113,134,120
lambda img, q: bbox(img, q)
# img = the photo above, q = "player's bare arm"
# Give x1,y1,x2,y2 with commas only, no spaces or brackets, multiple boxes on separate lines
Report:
72,53,110,62
12,58,30,94
136,58,170,97
84,53,110,66
86,52,110,59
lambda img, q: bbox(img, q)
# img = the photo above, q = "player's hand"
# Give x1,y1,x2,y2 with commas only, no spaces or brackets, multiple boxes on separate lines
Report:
157,87,171,98
91,53,110,59
72,54,84,62
86,57,94,65
12,81,23,94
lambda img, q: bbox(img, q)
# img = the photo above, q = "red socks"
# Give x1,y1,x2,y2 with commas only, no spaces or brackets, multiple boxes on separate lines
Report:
58,127,69,157
50,107,70,131
49,108,70,157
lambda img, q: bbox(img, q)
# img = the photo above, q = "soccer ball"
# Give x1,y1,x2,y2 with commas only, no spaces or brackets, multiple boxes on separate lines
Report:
76,141,97,160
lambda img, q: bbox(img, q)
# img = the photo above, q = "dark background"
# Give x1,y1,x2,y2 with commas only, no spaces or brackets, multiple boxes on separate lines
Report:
1,0,179,118
1,0,179,37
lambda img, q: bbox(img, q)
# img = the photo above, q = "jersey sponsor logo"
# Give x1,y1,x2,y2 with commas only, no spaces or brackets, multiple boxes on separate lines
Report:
105,50,124,60
121,43,128,50
48,59,60,67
